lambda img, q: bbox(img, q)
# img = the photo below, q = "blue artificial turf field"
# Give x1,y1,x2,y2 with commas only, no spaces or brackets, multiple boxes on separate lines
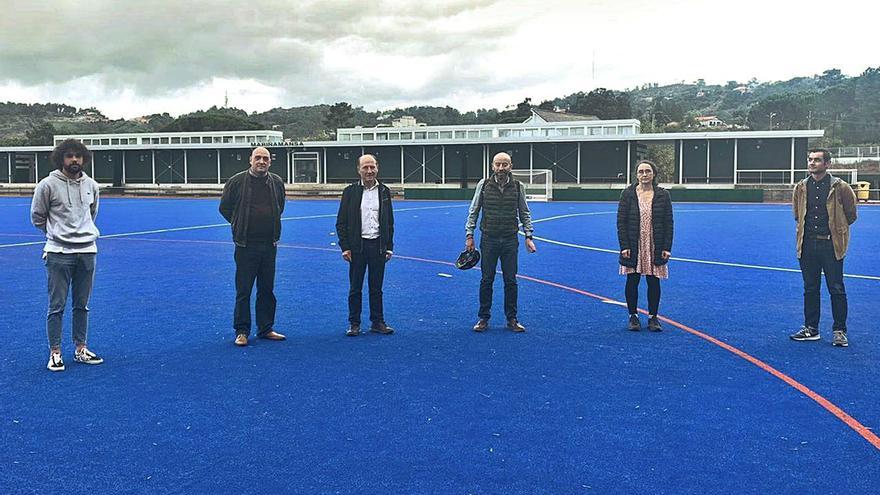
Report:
1,195,878,494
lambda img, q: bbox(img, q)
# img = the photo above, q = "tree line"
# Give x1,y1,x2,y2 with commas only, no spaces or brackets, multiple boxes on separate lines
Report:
2,67,878,147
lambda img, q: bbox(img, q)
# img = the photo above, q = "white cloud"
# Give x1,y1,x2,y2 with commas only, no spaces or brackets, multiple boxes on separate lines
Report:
1,0,877,118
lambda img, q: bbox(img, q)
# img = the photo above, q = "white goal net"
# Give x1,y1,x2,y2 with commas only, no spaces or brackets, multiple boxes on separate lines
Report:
510,169,553,201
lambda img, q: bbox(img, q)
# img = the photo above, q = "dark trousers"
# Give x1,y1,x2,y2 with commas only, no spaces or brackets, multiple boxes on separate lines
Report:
234,242,277,337
349,238,386,326
799,238,847,331
625,273,661,315
479,234,518,320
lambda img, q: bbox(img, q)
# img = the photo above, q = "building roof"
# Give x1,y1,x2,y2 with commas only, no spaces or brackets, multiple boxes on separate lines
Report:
529,109,599,123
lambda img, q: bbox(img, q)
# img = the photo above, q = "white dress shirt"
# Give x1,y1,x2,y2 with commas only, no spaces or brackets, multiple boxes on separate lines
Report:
360,181,380,239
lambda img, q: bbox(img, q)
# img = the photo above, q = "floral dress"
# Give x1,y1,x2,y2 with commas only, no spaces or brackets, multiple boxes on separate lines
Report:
619,191,668,279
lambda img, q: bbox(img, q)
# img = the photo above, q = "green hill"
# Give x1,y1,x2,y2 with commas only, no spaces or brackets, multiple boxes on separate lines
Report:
2,67,878,147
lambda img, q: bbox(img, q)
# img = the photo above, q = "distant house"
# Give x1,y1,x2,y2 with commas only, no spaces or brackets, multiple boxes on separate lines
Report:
733,85,749,94
522,109,599,124
392,115,422,127
695,115,726,128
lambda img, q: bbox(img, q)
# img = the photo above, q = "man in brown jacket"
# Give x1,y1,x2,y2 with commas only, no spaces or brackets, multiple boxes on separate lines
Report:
790,148,857,347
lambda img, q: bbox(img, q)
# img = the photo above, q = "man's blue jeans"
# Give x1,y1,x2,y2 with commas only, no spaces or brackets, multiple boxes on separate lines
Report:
479,234,519,320
45,252,96,349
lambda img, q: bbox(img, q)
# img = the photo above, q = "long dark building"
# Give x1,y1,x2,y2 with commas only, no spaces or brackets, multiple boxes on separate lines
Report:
0,110,825,192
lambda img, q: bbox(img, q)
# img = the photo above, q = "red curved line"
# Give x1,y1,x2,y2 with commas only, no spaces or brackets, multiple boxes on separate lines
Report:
102,242,880,450
398,253,880,450
512,273,880,451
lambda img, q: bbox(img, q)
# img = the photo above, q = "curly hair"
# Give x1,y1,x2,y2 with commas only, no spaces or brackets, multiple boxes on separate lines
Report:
51,139,92,170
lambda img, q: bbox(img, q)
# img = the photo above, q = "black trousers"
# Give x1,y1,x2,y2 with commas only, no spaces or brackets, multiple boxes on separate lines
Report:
625,273,661,315
799,238,847,331
234,242,277,337
479,234,518,320
349,238,386,326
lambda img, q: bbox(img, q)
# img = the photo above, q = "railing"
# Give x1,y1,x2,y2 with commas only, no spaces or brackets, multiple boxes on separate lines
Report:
833,146,880,159
736,169,858,185
682,176,735,184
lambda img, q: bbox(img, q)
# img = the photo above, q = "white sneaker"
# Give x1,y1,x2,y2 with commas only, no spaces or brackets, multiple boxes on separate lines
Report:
74,347,104,365
47,352,65,372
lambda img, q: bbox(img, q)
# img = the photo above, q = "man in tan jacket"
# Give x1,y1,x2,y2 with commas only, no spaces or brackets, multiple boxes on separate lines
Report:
790,148,857,347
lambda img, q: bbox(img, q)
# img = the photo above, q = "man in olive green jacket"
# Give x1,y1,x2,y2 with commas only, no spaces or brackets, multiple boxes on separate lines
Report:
790,148,857,347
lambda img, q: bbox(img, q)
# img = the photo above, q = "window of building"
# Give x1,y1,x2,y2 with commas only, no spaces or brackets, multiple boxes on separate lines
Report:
213,137,223,143
619,127,633,135
571,127,584,135
152,138,161,144
181,137,190,144
256,135,267,142
480,130,492,138
160,137,169,144
191,137,200,144
467,130,479,139
499,129,511,138
111,138,119,145
101,138,110,145
415,132,426,140
234,136,246,143
439,131,452,139
376,133,388,141
400,132,413,140
603,126,617,135
589,127,601,135
246,136,255,142
171,137,181,144
388,132,399,140
339,134,350,141
362,133,374,141
222,136,232,143
428,131,439,139
454,130,466,139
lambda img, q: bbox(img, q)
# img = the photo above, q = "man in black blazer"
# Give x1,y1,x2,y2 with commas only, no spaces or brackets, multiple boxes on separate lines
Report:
335,154,395,336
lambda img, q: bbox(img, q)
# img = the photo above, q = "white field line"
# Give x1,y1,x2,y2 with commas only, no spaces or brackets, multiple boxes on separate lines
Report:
0,204,466,249
531,208,791,224
529,209,880,282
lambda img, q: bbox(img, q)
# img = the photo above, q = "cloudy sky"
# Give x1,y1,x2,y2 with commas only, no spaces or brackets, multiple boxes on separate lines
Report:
1,0,877,118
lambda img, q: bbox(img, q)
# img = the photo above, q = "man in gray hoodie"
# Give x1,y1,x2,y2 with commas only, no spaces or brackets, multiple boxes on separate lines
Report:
31,139,104,371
